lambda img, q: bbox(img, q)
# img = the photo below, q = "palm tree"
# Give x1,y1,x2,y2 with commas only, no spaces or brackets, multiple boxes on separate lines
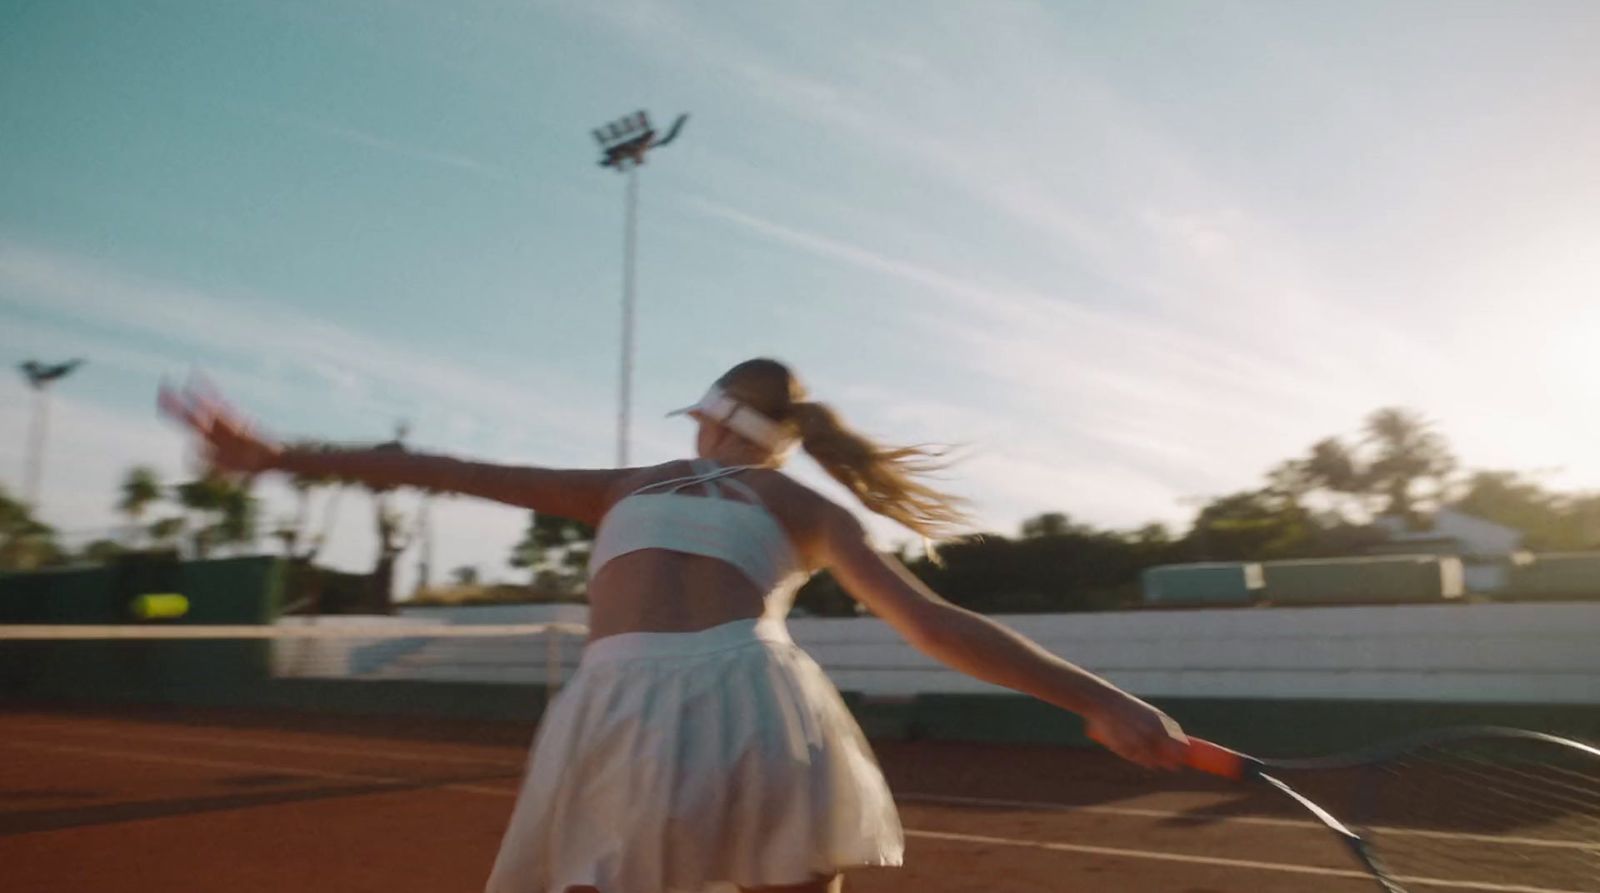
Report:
175,476,225,559
0,484,64,571
78,538,125,564
1188,488,1312,560
1303,437,1362,489
174,473,259,559
509,512,595,597
213,481,258,554
1362,407,1456,525
147,516,185,550
117,466,163,548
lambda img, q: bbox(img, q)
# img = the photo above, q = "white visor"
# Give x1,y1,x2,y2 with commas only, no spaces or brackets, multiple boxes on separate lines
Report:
667,385,793,451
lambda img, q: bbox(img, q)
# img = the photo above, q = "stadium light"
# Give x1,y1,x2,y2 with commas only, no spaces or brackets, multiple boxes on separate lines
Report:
591,110,689,466
17,359,84,509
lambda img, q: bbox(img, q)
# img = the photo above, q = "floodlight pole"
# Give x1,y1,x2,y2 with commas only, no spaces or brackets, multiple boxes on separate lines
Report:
17,359,84,510
23,387,47,506
592,110,688,467
618,162,639,469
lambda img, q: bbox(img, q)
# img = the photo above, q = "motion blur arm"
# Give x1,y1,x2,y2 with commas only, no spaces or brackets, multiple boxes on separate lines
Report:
817,504,1122,717
273,445,623,525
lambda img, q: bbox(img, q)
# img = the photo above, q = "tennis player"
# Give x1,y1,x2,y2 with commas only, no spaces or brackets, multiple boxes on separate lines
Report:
161,358,1188,893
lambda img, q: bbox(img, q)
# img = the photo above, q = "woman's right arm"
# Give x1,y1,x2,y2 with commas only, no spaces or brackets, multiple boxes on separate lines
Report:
814,501,1188,769
159,382,631,526
275,447,626,526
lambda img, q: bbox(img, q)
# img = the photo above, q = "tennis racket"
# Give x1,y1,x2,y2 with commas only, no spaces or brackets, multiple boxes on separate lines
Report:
1185,726,1600,892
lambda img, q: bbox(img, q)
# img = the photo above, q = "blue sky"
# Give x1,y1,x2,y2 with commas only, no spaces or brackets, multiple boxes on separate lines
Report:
3,1,1598,593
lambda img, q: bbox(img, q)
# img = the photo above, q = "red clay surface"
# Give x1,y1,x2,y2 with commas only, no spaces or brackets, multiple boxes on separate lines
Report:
0,706,1443,892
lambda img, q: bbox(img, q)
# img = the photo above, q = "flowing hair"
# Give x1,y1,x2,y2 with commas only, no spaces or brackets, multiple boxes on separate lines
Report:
715,358,970,542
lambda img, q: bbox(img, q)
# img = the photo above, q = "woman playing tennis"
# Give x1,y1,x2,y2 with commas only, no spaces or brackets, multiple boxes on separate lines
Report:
162,357,1188,893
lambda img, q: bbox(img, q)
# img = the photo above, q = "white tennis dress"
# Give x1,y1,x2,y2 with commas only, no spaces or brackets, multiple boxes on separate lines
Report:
485,460,903,893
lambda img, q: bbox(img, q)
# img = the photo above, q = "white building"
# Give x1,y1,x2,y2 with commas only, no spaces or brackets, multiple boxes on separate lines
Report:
1370,508,1524,592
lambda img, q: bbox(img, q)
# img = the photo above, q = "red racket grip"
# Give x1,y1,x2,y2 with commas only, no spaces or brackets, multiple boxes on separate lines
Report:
1185,738,1263,780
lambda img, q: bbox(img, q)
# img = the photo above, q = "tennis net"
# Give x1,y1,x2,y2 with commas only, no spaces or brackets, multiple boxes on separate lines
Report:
0,620,591,706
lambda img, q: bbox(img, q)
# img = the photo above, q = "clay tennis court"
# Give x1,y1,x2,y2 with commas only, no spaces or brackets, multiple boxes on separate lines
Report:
3,705,1415,893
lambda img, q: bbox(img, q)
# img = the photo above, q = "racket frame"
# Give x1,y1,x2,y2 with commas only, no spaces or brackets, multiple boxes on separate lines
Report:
1182,726,1600,893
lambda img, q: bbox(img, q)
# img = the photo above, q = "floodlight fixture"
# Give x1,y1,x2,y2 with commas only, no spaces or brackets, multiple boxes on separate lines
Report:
594,110,688,171
588,109,689,466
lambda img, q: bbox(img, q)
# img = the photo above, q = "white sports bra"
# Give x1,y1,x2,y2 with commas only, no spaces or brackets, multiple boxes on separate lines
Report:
587,459,807,613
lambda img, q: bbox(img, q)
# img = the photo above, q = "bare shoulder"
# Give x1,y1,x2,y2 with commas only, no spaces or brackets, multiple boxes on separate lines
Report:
597,460,694,513
747,470,863,568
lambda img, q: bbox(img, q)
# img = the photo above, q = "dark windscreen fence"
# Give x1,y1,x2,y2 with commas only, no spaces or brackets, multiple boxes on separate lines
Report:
0,555,284,625
0,621,589,710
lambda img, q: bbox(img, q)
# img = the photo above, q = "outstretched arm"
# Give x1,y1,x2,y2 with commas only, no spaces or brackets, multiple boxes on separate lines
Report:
159,381,626,525
275,447,622,525
815,501,1187,769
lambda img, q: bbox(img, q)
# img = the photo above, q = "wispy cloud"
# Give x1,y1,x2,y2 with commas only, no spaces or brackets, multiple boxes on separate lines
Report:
244,106,527,186
682,193,1546,528
632,7,1598,507
0,239,619,586
0,238,610,459
690,198,1347,401
1,316,180,382
9,0,1596,570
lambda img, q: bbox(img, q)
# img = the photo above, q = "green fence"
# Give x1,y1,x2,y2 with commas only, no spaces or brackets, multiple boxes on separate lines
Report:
0,564,117,624
1260,555,1463,605
0,554,284,625
1502,552,1600,601
1141,563,1261,606
0,555,285,701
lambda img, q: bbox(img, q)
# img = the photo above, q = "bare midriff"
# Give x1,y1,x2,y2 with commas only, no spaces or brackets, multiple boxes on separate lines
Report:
584,549,770,641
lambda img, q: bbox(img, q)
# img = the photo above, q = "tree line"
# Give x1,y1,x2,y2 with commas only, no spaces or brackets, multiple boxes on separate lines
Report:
860,407,1598,616
447,406,1600,613
4,407,1596,615
0,430,424,614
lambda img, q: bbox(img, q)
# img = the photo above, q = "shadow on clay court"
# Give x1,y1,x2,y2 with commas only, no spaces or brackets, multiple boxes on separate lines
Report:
0,769,521,837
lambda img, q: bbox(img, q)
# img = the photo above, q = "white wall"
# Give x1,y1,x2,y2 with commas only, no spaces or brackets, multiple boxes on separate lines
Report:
1376,509,1524,557
787,603,1600,703
398,603,589,626
285,601,1600,704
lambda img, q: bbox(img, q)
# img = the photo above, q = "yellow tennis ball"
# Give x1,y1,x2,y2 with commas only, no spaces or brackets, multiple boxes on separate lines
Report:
133,593,190,620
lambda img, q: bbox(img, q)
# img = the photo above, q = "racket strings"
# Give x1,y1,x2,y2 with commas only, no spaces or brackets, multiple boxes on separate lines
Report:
1337,739,1600,892
1404,753,1596,835
1453,747,1600,801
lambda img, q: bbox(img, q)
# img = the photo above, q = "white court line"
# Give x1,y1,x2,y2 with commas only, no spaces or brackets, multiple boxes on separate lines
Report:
2,719,525,769
908,830,1595,893
902,793,1595,851
14,723,1590,852
902,792,1324,828
7,737,1589,893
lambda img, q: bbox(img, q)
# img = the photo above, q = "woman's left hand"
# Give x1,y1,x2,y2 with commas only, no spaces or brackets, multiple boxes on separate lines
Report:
1085,688,1190,771
158,378,283,475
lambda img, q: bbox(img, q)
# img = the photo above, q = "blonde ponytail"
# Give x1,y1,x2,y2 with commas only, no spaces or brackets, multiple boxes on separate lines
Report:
790,400,970,542
711,358,971,548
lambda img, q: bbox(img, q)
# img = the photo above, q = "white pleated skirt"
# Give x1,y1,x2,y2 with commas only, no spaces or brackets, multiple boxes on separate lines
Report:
485,617,904,893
